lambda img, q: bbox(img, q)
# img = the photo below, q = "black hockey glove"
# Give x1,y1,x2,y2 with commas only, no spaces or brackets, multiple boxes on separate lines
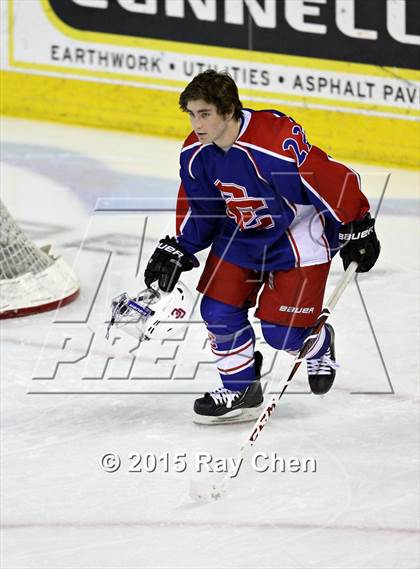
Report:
339,213,380,273
144,236,198,292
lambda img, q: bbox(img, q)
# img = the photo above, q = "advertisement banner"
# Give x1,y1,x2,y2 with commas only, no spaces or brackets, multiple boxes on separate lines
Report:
49,0,420,69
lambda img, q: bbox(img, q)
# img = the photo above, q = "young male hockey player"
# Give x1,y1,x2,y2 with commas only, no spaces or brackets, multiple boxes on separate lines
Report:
145,70,380,424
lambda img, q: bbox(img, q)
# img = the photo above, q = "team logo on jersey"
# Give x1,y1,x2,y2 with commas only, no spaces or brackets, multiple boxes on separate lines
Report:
214,180,274,231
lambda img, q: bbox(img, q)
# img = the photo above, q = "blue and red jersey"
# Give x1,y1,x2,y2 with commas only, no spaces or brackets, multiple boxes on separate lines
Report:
176,108,369,271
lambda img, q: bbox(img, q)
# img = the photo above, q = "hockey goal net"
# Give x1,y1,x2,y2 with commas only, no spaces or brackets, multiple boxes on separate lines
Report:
0,199,80,319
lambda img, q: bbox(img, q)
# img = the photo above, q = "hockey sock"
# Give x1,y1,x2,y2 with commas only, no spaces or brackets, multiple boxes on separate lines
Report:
201,296,257,391
261,321,330,359
305,325,331,360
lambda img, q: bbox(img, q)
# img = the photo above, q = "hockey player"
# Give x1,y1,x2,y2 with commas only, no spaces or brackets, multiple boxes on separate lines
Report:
145,70,380,424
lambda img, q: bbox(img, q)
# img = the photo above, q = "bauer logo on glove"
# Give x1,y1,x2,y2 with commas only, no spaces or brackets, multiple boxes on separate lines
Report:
144,236,199,293
338,213,380,273
338,225,374,241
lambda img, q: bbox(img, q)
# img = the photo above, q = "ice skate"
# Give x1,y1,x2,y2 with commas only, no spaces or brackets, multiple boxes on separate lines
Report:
307,324,339,395
193,351,264,424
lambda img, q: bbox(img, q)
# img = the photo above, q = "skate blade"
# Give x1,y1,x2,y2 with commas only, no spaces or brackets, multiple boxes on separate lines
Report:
193,404,264,425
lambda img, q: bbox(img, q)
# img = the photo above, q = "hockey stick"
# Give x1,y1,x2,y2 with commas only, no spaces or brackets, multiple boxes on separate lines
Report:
190,260,359,503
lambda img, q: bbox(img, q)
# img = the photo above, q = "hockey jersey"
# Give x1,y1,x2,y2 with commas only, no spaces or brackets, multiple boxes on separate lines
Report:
176,109,370,271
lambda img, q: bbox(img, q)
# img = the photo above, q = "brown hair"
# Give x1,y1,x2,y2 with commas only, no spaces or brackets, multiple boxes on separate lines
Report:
179,70,243,120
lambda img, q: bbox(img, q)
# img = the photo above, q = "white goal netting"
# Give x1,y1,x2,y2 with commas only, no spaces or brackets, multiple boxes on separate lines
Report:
0,199,79,318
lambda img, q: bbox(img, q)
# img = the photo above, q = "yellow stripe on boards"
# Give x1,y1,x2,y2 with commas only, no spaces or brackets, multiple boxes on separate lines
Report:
1,71,419,169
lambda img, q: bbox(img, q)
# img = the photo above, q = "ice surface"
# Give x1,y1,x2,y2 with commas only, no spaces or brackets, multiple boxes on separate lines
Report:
1,117,419,568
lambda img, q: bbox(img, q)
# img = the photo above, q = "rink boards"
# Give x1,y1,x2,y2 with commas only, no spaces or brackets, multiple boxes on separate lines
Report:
1,0,419,168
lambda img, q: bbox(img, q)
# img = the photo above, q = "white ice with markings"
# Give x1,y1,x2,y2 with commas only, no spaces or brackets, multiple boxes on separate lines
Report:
1,117,419,568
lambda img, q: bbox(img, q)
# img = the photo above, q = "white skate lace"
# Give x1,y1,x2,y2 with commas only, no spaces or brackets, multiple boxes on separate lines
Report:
306,348,340,376
209,387,242,408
